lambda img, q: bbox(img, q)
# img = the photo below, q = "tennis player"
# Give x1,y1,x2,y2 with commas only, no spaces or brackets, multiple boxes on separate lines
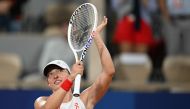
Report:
34,16,115,109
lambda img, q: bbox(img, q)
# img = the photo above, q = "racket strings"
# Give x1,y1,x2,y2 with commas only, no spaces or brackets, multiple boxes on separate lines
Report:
70,5,95,51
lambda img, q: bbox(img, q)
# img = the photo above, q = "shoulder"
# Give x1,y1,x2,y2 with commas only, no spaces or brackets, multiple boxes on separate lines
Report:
35,96,48,102
34,96,48,109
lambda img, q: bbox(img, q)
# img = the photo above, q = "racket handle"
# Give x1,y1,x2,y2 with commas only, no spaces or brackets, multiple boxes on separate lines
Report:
73,74,81,96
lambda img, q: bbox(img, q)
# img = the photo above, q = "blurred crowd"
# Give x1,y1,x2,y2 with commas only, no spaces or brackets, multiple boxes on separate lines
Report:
106,0,190,82
0,0,190,91
0,0,87,32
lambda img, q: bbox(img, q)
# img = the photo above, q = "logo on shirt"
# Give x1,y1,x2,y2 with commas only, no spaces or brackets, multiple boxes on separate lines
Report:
75,103,79,109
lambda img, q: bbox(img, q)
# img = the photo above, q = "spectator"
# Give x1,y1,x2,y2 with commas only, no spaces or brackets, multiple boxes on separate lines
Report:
113,0,155,53
110,0,131,19
39,4,75,74
21,0,87,32
9,0,28,32
21,0,52,32
0,0,12,32
112,0,155,82
0,0,27,32
159,0,190,55
142,0,166,82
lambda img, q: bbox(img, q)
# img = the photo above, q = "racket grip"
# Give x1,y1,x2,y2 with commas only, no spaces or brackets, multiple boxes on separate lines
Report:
73,74,81,96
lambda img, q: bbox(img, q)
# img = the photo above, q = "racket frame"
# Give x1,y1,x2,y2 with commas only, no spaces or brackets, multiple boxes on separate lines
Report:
67,3,98,96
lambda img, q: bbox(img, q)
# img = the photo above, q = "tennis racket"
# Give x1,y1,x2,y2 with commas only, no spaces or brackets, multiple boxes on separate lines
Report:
67,3,98,96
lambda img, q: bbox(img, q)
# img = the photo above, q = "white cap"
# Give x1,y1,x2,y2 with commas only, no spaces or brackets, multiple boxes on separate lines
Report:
43,60,71,76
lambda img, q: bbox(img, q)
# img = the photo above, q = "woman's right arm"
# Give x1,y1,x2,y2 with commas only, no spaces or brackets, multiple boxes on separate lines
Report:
34,79,73,109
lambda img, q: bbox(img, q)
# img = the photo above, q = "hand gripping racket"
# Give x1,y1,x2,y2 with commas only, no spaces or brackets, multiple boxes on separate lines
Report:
67,3,98,96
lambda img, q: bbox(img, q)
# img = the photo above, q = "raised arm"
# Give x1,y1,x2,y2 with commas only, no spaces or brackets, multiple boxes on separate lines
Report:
86,16,115,105
34,88,69,109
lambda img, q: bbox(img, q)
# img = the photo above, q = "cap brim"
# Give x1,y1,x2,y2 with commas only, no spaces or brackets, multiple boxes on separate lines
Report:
43,64,63,77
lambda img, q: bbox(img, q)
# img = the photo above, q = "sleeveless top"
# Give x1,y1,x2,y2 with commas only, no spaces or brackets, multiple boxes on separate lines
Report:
60,96,86,109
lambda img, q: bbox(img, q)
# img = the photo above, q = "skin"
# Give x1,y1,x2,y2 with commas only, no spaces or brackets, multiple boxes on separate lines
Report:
0,0,12,14
34,16,115,109
119,42,148,53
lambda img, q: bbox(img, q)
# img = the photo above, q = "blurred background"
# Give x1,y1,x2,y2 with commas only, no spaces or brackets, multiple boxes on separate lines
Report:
1,0,190,109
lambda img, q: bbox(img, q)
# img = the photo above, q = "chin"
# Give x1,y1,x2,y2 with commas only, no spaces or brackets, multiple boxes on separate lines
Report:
51,85,60,92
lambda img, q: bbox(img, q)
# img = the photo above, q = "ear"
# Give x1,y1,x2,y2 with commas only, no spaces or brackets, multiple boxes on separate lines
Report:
48,83,51,87
46,78,51,87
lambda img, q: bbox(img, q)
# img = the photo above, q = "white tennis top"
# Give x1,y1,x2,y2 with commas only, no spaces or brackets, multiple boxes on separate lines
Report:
60,96,86,109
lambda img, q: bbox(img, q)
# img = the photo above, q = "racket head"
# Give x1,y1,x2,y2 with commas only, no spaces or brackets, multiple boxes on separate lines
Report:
68,3,98,53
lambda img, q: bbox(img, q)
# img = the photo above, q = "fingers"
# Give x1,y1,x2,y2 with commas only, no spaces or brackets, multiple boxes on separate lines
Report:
76,61,84,75
76,61,83,65
99,16,108,27
75,61,84,72
98,16,108,29
92,31,96,37
101,16,108,26
71,61,84,77
91,16,108,37
97,16,108,31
